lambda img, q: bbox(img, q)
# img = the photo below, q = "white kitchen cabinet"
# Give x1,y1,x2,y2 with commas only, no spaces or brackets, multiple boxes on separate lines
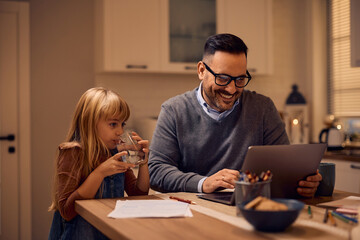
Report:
95,0,162,72
322,158,360,194
95,0,273,74
161,0,273,74
217,0,273,75
160,0,216,73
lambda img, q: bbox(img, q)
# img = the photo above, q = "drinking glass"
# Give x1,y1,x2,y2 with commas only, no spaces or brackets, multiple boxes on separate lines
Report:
117,132,145,165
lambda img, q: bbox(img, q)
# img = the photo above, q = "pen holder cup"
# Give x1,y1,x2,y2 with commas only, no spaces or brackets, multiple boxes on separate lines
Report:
235,180,271,216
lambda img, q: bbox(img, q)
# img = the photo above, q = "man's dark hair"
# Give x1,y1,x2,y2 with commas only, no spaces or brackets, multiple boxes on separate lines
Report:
203,33,248,59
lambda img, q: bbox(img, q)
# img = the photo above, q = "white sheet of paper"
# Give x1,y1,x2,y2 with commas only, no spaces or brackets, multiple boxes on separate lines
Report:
317,196,360,209
107,200,193,218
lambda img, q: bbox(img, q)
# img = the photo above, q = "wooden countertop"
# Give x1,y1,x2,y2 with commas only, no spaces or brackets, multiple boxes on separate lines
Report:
75,195,254,240
323,150,360,163
75,190,359,240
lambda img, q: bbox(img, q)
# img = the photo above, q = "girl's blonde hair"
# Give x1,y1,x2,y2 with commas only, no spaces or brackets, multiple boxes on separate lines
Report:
49,87,130,211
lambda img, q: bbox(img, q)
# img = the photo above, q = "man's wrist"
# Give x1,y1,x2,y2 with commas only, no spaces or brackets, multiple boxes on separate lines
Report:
198,177,207,193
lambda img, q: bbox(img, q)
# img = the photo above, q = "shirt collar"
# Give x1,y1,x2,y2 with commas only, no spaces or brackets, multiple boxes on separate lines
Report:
196,82,239,121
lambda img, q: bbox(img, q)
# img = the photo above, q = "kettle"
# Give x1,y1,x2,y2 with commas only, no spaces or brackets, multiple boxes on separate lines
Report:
319,127,344,150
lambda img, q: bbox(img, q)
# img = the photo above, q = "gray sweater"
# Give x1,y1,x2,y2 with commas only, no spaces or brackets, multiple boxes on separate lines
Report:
148,88,289,192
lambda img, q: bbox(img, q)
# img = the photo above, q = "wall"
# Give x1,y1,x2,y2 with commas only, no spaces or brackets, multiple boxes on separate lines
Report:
250,0,310,109
308,0,327,142
30,0,94,239
95,73,198,127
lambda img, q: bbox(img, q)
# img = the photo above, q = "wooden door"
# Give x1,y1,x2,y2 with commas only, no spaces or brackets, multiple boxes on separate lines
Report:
0,2,31,239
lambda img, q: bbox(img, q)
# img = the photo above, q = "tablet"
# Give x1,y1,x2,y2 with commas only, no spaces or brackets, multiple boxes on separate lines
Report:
241,143,327,198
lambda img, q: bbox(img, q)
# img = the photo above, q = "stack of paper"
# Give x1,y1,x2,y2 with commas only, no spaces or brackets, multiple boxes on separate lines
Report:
317,196,360,211
108,200,193,218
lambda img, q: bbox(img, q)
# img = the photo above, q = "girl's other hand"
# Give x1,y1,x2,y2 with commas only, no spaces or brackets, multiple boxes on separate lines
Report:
130,132,149,166
95,152,135,178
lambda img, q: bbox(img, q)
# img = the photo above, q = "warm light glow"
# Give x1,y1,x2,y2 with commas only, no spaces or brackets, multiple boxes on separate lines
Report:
336,124,342,130
292,119,299,125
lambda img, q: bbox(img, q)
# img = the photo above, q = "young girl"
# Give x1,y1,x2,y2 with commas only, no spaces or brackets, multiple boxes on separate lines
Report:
48,87,149,239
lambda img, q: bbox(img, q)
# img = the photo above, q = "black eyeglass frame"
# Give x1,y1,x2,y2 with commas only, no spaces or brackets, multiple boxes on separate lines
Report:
202,62,252,88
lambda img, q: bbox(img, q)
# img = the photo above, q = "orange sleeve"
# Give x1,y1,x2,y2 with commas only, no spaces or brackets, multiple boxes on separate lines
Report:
124,169,148,196
56,145,86,221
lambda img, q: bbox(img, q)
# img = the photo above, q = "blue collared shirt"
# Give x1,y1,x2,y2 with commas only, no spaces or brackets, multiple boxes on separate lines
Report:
196,82,239,121
196,82,240,192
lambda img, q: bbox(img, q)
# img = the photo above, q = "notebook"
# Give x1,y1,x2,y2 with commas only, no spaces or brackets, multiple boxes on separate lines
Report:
197,143,327,205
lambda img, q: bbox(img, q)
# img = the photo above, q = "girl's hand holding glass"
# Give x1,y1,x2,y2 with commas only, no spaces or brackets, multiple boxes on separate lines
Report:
96,153,135,178
117,131,149,166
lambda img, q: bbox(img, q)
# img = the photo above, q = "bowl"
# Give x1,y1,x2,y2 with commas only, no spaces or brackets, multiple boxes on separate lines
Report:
238,198,304,232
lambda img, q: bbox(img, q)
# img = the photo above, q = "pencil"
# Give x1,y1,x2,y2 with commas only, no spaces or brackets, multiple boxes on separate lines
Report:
323,209,329,223
334,211,358,223
307,206,312,219
331,211,357,224
328,211,337,226
169,196,196,205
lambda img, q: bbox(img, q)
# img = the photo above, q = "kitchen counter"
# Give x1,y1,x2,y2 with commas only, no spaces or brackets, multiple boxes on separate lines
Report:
323,149,360,163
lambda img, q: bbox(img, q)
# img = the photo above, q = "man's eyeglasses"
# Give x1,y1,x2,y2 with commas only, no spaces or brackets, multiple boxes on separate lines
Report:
203,62,252,88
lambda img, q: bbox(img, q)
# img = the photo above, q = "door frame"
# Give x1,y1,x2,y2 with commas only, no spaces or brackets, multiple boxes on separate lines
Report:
0,1,31,239
18,2,31,239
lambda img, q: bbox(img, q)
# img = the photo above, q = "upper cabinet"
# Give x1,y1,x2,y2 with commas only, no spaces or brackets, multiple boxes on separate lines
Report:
217,0,273,75
95,0,162,72
95,0,273,75
160,0,216,73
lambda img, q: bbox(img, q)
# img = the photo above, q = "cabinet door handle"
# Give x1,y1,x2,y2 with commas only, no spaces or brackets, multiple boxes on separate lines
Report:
126,64,147,69
350,164,360,170
184,66,197,70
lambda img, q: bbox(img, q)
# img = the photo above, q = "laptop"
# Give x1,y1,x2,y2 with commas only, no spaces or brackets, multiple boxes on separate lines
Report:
197,143,327,205
197,191,235,205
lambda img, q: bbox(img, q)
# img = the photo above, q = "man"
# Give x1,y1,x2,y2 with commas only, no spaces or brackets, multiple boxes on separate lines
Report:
148,33,321,198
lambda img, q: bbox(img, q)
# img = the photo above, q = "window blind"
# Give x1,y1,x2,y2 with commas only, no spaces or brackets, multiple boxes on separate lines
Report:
328,0,360,117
